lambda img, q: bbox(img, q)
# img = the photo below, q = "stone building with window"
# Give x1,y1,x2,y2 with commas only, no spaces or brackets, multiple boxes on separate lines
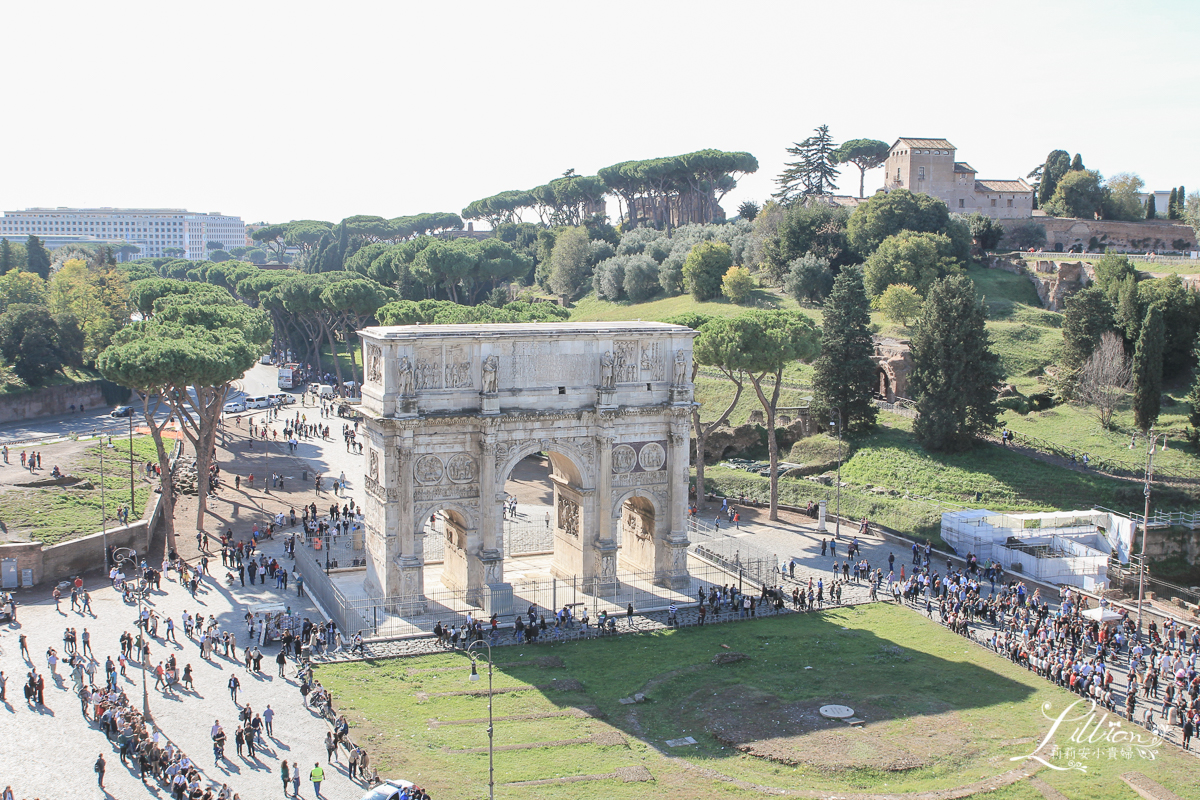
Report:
883,138,1033,219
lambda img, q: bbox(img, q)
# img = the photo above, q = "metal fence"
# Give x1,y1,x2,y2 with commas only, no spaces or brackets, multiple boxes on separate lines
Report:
687,517,783,586
332,556,741,639
1003,428,1199,485
875,398,918,418
420,518,555,563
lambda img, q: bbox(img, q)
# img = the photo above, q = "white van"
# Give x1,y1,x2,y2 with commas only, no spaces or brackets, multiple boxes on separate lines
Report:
246,396,272,409
314,384,336,399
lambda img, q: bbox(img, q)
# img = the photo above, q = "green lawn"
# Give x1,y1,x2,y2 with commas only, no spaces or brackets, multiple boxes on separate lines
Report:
318,604,1198,800
999,389,1200,482
569,288,820,325
0,436,161,544
699,413,1187,540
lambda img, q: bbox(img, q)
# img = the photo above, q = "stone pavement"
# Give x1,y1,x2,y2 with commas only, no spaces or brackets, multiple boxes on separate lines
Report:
0,526,369,800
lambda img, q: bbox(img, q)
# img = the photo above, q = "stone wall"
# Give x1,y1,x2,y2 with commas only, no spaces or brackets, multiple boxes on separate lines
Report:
984,256,1092,311
0,481,165,588
998,217,1196,253
0,380,120,424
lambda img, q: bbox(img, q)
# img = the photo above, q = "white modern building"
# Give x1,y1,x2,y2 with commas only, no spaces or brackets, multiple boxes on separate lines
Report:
940,508,1137,591
0,207,246,260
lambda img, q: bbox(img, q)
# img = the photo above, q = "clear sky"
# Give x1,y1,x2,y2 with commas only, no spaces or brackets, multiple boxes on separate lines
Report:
3,0,1196,226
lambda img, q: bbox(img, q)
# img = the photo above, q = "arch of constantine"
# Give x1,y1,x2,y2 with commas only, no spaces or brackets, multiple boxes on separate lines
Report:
356,322,697,613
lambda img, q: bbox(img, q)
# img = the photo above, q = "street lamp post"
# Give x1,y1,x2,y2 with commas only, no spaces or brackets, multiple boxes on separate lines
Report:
1130,428,1167,637
128,413,136,518
830,409,842,540
100,437,109,567
115,547,152,722
466,640,494,800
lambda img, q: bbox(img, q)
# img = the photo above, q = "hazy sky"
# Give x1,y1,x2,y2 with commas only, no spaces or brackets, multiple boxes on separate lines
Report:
3,0,1197,226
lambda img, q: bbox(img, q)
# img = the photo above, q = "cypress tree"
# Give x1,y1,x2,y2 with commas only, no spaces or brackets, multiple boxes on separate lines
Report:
1061,286,1114,370
1115,275,1143,346
1168,188,1178,220
0,238,10,273
1038,150,1070,206
910,274,1003,452
812,265,878,433
1180,185,1187,218
1146,194,1157,220
1132,304,1165,432
1071,153,1085,171
25,235,51,280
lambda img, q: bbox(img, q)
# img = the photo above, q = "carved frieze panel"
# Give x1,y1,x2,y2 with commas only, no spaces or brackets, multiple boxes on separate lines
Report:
614,340,639,383
558,495,580,537
611,470,667,488
413,484,480,502
415,346,442,390
445,345,473,389
640,341,664,380
367,344,383,384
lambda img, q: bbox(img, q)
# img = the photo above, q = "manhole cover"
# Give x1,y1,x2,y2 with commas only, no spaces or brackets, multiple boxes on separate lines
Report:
819,704,855,719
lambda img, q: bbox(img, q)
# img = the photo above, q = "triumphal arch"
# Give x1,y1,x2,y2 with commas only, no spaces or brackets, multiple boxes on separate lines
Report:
356,321,697,611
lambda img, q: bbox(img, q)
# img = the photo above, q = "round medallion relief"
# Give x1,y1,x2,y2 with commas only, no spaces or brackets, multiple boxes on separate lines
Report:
638,442,666,471
445,453,477,484
414,455,444,485
611,444,637,473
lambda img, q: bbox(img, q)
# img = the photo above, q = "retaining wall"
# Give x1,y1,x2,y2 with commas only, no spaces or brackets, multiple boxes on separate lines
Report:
0,380,113,424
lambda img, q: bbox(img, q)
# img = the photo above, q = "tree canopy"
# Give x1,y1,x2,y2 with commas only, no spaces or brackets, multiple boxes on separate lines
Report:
909,275,1003,452
774,125,840,202
834,138,889,198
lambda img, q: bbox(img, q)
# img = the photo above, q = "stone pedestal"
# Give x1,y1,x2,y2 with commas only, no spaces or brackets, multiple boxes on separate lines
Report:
597,388,617,408
817,500,827,533
590,540,619,592
481,394,499,415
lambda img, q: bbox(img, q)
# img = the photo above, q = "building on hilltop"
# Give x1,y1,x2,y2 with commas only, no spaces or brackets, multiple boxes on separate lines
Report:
883,138,1033,219
0,207,246,260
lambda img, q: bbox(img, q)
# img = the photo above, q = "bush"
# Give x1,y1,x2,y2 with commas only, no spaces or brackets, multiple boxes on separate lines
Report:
682,241,732,301
592,256,626,301
1027,393,1056,411
721,266,756,304
783,253,833,304
622,255,661,302
997,396,1030,414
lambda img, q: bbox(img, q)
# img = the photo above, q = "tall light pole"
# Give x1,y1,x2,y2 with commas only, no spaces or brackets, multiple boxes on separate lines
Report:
128,413,136,519
1130,428,1167,637
115,547,152,721
466,640,494,800
830,409,842,540
100,437,109,568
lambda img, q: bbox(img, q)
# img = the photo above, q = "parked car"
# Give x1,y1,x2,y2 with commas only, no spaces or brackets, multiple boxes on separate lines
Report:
110,405,135,418
359,779,415,800
268,393,294,406
223,400,247,413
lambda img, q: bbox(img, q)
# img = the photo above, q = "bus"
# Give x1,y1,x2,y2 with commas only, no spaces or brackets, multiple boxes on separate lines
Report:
277,363,303,389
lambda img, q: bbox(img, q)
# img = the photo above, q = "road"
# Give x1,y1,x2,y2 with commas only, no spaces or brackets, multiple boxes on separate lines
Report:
0,363,286,447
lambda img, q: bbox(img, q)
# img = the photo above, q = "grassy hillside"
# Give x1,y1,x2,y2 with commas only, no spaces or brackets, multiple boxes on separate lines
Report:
570,288,818,325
